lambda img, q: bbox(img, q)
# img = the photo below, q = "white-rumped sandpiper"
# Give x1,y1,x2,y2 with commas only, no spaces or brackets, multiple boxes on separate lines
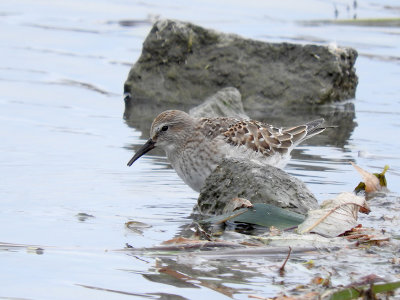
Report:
128,110,329,192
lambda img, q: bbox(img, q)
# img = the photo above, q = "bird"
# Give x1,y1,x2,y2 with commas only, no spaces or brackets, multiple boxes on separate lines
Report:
127,110,329,192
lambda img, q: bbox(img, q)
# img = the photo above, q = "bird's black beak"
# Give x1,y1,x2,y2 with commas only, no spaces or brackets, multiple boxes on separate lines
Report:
127,139,156,166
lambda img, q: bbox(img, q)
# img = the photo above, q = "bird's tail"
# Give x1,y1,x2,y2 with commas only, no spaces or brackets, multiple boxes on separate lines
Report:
304,118,336,140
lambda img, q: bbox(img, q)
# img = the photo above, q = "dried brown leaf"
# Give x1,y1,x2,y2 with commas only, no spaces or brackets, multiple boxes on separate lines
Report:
351,162,381,193
311,276,330,287
162,237,202,245
222,197,253,214
342,225,391,246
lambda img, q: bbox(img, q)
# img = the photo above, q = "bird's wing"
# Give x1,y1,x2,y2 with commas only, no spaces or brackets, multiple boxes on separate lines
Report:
222,119,326,156
197,117,240,139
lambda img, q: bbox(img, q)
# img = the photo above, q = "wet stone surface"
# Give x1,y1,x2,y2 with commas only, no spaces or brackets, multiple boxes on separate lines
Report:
197,158,319,216
124,19,358,116
189,87,249,119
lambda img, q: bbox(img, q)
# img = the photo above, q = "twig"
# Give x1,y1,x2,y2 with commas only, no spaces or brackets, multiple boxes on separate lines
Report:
193,222,212,241
279,246,292,276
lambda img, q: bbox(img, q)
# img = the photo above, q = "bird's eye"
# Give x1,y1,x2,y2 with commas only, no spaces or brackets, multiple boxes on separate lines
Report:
161,125,169,132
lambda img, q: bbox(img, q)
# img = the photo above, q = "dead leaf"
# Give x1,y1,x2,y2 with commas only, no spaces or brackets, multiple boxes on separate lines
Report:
302,260,314,269
311,276,330,287
341,225,390,246
376,165,389,187
162,237,202,245
352,162,389,193
297,192,369,237
269,226,282,236
222,197,253,214
358,205,371,214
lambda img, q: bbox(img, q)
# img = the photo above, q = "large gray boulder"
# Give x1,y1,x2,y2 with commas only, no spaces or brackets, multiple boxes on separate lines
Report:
196,158,318,216
124,19,358,115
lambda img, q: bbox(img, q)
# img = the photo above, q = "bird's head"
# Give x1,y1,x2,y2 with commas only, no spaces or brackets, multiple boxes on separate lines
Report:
127,110,193,166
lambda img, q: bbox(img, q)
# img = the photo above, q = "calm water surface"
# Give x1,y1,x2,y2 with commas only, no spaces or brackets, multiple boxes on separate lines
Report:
1,0,400,299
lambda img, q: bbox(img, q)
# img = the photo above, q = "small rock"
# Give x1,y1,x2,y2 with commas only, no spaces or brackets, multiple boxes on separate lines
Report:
196,158,318,216
189,87,249,119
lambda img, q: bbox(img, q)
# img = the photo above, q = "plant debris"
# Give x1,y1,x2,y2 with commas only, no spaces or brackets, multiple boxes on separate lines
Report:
352,163,389,194
120,164,396,299
325,280,400,300
341,225,391,246
279,246,292,276
297,192,369,237
125,220,152,235
222,197,253,214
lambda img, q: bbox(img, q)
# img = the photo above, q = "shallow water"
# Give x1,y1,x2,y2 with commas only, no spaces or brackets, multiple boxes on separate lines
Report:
1,0,400,299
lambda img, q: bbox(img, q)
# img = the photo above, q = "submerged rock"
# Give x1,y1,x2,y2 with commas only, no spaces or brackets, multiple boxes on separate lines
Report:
124,19,358,115
189,87,248,119
196,158,318,216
